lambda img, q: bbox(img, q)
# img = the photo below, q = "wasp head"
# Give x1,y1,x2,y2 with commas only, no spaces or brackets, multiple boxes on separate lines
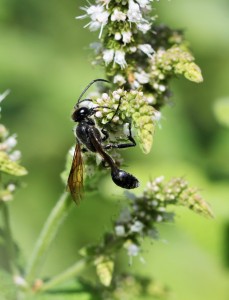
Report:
72,107,92,122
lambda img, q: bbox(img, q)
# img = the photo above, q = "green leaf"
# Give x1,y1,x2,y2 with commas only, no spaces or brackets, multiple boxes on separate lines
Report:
0,152,27,176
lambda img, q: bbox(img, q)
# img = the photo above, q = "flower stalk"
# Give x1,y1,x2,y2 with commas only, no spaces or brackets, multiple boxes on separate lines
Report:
25,192,73,285
38,258,87,292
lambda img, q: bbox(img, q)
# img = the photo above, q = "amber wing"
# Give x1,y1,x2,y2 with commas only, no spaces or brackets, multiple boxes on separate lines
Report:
67,143,84,204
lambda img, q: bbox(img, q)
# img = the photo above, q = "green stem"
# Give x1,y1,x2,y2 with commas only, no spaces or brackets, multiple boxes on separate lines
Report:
1,202,18,275
39,258,87,292
25,191,73,284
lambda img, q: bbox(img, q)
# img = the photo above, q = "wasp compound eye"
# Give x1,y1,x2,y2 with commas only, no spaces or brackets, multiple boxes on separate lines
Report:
111,168,139,189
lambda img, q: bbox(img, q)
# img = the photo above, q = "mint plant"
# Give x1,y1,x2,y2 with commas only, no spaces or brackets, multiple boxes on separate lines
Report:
0,1,213,299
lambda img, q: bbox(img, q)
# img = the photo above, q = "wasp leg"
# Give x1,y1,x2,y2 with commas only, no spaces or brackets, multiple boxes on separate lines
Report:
103,123,136,150
101,128,109,142
100,95,122,140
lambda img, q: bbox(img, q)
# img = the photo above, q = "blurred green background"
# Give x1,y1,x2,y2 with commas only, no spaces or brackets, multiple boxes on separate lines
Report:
0,0,229,299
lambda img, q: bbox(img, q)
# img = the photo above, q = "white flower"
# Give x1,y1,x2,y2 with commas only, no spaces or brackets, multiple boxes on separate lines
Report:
113,74,126,85
115,225,125,236
137,22,151,33
87,21,101,32
9,150,21,161
159,84,166,92
102,93,109,100
77,4,109,38
95,111,103,118
114,32,122,40
129,46,137,53
4,134,17,150
122,31,132,44
127,0,142,23
103,49,114,65
86,5,104,18
111,9,126,21
130,220,144,233
127,243,140,257
138,44,154,57
114,50,127,69
146,95,156,104
132,81,140,89
136,0,152,8
7,183,16,192
134,70,150,84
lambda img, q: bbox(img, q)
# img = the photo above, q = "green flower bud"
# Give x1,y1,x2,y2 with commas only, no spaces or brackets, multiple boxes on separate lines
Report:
0,152,27,176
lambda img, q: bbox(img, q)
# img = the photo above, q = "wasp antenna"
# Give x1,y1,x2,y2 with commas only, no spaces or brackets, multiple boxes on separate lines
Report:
75,98,93,109
77,79,110,105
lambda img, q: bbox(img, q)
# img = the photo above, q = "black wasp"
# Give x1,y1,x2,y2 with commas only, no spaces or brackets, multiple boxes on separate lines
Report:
67,79,139,203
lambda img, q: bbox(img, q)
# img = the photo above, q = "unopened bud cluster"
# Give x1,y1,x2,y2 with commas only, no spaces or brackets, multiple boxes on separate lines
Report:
80,176,212,287
92,89,159,154
113,176,213,259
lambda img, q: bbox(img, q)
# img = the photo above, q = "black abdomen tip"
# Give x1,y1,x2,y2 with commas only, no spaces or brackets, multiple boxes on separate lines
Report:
111,169,139,189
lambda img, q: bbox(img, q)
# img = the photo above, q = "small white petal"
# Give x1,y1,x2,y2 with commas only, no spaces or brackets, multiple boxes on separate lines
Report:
136,0,151,8
137,22,151,33
114,32,122,40
103,49,114,65
122,31,132,44
115,225,125,236
87,5,104,17
134,70,150,84
127,244,139,256
7,183,16,192
138,44,155,58
9,150,21,161
113,74,126,85
130,220,144,233
130,46,137,53
95,111,103,118
111,9,126,21
4,134,17,150
127,0,142,23
114,50,127,69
